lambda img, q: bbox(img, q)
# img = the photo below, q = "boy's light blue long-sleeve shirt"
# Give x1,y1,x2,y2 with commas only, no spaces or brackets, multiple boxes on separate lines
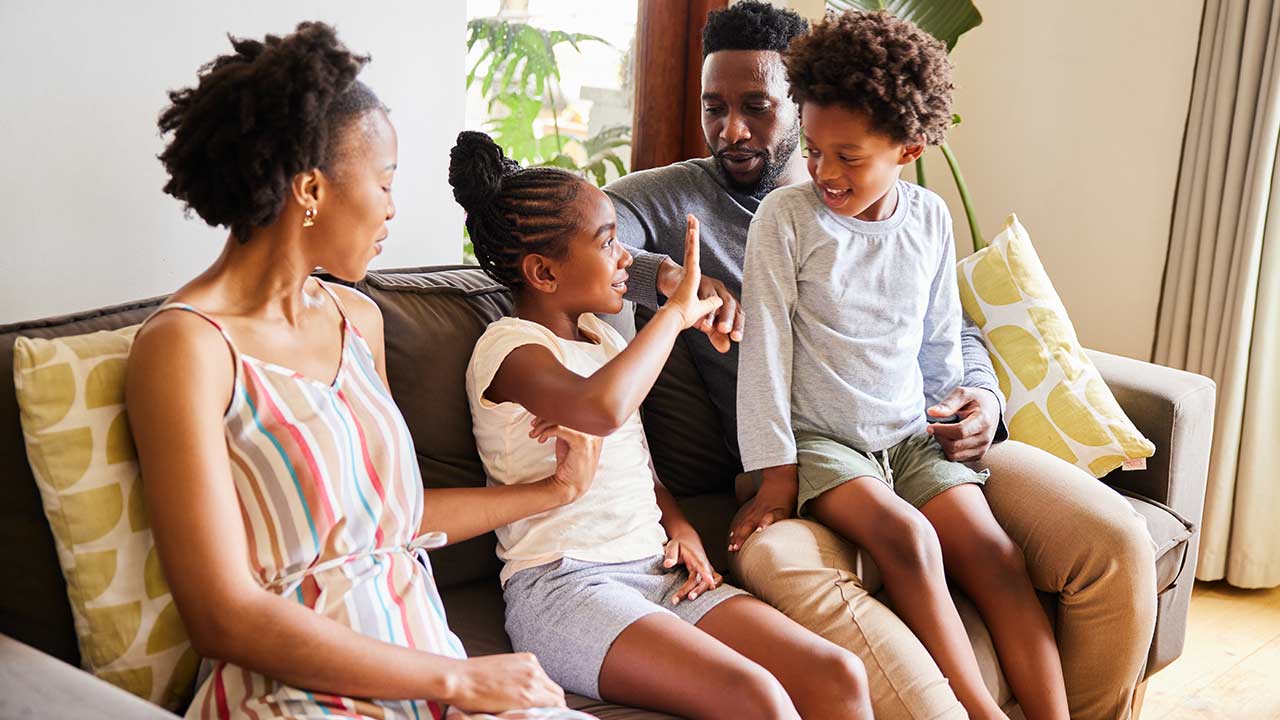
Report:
737,179,966,472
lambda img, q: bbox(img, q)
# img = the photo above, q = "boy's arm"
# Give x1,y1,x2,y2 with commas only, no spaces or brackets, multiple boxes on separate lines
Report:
730,198,802,550
921,212,1006,459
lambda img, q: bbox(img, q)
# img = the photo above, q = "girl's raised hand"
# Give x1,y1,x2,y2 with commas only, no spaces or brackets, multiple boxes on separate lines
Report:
664,215,724,332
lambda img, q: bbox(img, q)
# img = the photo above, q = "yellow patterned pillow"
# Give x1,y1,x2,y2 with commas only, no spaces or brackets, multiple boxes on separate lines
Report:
956,215,1155,478
13,326,198,711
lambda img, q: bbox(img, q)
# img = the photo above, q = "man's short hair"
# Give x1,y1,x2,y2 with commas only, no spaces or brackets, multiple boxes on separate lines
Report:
702,0,809,57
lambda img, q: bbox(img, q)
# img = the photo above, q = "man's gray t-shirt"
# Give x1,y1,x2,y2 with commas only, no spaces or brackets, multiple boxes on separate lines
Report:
605,157,1003,460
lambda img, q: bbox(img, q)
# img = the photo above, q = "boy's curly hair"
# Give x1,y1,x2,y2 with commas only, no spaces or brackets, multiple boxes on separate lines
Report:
158,22,383,243
784,10,954,146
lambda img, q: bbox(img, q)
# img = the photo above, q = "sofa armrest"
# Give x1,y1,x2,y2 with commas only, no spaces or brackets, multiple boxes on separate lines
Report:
0,633,177,719
1086,349,1215,523
1087,349,1216,677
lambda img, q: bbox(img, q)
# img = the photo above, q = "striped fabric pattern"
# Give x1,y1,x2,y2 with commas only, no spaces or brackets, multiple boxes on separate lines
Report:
152,283,465,720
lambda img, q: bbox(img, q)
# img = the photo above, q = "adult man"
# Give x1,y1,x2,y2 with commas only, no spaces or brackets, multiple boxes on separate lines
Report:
606,3,1156,718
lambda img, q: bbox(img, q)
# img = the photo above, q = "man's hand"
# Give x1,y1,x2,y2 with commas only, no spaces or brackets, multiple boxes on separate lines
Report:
657,257,743,354
926,387,1002,462
728,467,798,552
662,528,723,605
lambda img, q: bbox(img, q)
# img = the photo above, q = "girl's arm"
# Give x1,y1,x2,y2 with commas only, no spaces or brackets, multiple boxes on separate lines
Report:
487,216,723,436
126,312,563,713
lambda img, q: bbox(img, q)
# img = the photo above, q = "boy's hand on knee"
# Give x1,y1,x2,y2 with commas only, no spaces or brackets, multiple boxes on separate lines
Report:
728,466,798,552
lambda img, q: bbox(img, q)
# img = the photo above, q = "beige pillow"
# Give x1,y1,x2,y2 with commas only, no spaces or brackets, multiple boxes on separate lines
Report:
13,326,198,710
956,215,1155,478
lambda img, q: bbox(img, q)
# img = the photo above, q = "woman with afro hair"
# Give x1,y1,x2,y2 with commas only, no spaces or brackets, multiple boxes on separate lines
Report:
126,22,596,720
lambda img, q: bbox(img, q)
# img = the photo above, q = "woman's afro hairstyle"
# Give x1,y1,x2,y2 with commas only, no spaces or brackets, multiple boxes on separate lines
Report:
448,131,585,291
158,21,383,243
701,0,809,56
784,10,954,146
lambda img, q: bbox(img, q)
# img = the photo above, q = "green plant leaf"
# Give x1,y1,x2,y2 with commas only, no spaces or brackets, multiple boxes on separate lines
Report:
826,0,982,51
486,93,544,163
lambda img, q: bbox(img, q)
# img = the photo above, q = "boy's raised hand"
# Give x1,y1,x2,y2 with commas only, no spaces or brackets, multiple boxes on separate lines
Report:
664,215,725,344
530,417,603,504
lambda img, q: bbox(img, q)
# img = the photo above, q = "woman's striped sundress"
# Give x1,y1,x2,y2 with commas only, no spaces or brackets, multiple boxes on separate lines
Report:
149,281,589,720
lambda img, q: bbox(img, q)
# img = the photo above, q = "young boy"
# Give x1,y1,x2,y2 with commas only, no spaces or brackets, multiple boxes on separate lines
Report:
735,11,1069,720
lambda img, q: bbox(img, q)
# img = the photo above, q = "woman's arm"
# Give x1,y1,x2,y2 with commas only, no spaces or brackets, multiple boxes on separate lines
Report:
488,216,722,436
125,312,563,712
421,421,602,543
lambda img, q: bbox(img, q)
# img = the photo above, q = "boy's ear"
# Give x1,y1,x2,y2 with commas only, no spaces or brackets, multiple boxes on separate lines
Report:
899,141,926,166
521,254,558,293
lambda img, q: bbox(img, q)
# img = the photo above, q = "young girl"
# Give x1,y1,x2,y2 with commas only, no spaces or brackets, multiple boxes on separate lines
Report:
449,131,872,720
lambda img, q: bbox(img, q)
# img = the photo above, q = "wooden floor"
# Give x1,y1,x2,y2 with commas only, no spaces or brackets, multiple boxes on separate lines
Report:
1143,581,1280,719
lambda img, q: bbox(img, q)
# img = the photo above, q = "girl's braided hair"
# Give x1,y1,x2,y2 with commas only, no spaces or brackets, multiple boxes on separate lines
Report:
448,131,582,290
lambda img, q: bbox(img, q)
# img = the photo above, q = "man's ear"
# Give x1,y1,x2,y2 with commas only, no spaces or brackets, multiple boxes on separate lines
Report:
521,253,558,294
899,140,926,166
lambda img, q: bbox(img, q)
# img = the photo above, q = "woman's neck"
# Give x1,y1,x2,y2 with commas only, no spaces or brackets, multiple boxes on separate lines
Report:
192,228,324,326
514,293,588,343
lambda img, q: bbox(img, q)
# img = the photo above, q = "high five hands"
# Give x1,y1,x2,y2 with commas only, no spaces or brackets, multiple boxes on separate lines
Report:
656,215,743,353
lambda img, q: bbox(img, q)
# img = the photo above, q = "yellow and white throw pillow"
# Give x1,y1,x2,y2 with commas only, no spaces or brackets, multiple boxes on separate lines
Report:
13,326,198,711
956,215,1155,478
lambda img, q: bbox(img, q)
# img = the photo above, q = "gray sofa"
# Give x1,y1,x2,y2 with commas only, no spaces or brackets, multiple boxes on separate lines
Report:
0,266,1215,719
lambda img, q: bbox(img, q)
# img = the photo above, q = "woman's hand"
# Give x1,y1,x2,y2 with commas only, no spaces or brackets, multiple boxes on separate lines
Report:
446,653,566,713
728,467,798,552
660,215,725,336
663,528,723,605
530,417,604,504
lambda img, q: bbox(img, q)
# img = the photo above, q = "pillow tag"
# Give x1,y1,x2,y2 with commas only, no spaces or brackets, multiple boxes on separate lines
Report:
1122,458,1147,471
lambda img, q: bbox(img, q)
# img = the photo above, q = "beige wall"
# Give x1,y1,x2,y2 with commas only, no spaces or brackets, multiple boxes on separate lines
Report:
0,3,466,324
777,0,1203,360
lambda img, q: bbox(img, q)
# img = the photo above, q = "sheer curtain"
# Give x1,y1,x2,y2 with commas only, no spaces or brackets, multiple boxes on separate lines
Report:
1154,0,1280,588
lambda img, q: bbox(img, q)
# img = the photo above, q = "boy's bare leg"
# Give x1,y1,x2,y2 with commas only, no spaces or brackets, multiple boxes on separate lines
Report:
808,476,1005,720
922,483,1070,720
597,612,799,720
694,595,873,719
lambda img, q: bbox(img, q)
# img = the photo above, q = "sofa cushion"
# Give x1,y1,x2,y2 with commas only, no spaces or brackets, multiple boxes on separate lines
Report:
13,327,197,709
955,215,1155,477
1,297,163,665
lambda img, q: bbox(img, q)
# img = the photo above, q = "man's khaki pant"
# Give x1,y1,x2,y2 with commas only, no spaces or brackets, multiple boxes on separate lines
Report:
731,441,1157,720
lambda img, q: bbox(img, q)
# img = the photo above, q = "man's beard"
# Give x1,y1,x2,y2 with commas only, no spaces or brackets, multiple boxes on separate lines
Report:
710,121,802,200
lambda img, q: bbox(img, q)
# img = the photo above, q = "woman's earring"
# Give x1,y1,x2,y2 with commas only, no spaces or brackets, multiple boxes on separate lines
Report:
303,207,317,228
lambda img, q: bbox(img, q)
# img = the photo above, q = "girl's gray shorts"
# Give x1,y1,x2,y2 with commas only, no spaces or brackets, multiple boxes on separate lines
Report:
502,554,747,699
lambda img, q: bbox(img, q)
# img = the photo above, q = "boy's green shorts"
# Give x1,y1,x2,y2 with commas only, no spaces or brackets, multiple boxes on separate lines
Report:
795,430,989,516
